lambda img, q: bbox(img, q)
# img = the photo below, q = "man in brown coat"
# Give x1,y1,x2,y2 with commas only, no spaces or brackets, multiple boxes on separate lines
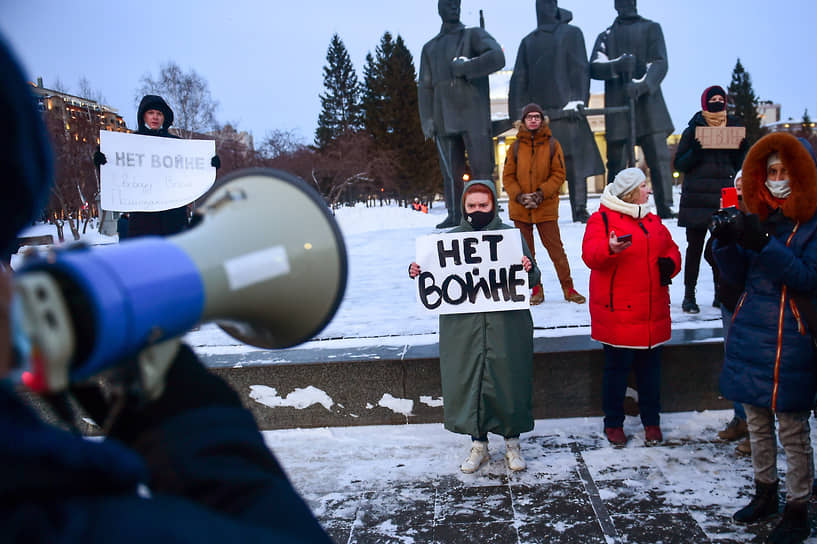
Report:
503,103,585,305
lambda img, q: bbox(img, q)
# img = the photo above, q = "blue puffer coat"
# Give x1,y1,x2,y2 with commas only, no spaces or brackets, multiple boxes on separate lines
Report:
715,132,817,412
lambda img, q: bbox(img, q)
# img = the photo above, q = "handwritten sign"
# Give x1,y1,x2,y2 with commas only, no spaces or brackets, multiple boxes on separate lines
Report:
695,126,746,149
100,130,216,212
414,230,529,315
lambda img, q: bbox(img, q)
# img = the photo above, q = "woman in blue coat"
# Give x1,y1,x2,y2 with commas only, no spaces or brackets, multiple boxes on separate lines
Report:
712,132,817,543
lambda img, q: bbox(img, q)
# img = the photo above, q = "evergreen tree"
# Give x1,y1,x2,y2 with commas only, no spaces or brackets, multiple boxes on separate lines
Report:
801,108,812,133
315,34,361,149
727,58,765,146
360,32,441,201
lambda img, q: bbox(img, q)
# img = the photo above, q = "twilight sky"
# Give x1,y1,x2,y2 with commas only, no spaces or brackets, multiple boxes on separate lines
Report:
1,0,815,146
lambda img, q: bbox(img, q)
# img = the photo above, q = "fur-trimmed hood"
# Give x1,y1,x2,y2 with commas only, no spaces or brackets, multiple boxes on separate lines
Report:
742,132,817,223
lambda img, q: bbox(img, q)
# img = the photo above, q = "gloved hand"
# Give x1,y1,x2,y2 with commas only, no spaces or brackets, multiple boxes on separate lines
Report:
93,149,107,167
516,193,534,207
739,213,771,252
691,138,703,154
657,257,675,286
626,80,647,100
530,190,544,206
211,155,221,169
451,56,469,78
615,53,636,76
709,207,744,245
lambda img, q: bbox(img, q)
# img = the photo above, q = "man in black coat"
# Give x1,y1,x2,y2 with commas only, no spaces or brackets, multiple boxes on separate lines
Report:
509,0,604,223
419,0,505,228
590,0,675,219
95,95,220,238
0,35,330,543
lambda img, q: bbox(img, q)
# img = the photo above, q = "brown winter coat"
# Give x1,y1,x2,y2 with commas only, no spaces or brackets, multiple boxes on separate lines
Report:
503,123,566,223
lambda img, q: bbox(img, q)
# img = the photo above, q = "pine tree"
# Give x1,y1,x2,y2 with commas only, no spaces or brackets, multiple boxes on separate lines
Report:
727,58,765,146
801,108,812,133
360,32,441,201
315,34,361,149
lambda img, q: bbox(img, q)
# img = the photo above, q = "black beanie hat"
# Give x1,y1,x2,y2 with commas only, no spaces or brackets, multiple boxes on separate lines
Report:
0,36,53,258
701,85,727,112
520,102,545,121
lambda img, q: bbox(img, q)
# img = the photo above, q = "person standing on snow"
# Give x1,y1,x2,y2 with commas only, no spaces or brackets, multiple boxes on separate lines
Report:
93,94,220,238
674,85,747,314
582,167,681,447
712,133,817,543
408,180,540,474
502,102,586,306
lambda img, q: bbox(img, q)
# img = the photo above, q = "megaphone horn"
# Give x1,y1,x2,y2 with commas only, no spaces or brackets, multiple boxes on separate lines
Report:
15,169,347,390
174,168,348,349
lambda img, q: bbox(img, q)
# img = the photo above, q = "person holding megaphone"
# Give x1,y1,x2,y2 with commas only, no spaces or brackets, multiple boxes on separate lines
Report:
0,36,333,542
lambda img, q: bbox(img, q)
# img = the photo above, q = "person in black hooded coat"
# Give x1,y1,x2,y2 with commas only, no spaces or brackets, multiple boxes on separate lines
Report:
95,95,220,239
674,85,747,313
0,35,330,543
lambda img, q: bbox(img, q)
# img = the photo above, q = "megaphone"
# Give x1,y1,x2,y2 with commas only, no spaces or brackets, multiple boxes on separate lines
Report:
14,168,347,392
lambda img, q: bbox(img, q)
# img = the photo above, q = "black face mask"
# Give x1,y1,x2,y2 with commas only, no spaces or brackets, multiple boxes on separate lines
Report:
466,211,494,230
707,100,726,113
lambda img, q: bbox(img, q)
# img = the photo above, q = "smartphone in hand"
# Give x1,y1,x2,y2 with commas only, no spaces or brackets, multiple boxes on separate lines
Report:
722,187,738,208
617,233,632,243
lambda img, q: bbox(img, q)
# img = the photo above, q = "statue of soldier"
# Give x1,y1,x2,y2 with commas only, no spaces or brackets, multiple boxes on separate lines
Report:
590,0,675,218
419,0,505,228
509,0,604,223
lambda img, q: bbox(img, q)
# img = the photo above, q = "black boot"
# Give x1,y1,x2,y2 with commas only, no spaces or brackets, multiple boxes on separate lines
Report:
766,501,810,544
682,286,700,314
734,479,779,524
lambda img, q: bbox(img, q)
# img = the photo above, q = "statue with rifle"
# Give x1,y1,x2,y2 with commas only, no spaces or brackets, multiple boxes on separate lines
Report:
418,0,505,228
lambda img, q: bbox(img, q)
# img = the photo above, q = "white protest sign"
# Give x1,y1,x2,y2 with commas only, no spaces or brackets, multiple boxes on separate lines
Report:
414,229,529,315
100,130,216,212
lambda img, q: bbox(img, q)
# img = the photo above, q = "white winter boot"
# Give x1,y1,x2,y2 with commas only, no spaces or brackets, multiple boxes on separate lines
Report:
505,438,526,472
460,441,490,474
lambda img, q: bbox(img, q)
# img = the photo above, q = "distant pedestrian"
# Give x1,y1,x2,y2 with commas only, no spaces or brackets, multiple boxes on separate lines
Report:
582,167,681,447
674,85,747,313
502,102,586,306
711,133,817,543
408,180,540,474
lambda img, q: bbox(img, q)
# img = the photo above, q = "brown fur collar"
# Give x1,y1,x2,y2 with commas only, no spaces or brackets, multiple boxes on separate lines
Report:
742,132,817,223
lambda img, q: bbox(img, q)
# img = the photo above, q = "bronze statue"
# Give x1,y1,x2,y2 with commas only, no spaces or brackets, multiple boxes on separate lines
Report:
418,0,505,228
590,0,675,218
509,0,604,223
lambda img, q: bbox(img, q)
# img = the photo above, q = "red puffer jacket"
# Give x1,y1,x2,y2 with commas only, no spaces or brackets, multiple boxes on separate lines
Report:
582,205,681,348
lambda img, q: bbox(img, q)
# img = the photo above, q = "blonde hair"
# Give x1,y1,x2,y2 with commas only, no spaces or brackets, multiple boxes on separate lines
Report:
619,185,642,204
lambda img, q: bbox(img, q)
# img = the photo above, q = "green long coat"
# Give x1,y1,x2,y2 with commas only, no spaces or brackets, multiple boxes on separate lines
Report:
439,180,541,438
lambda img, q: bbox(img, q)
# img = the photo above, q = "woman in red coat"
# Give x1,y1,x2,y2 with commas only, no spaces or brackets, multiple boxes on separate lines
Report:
582,167,681,446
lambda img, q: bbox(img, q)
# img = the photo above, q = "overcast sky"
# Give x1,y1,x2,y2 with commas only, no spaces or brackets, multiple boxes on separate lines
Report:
1,1,815,146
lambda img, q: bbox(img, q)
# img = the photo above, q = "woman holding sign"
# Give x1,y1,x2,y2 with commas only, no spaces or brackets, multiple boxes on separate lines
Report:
673,85,747,314
409,181,540,474
582,168,681,447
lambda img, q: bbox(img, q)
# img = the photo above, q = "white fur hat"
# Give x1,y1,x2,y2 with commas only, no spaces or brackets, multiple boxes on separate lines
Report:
610,167,646,198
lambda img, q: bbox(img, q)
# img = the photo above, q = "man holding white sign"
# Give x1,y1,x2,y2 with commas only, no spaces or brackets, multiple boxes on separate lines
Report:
408,181,540,474
95,95,220,238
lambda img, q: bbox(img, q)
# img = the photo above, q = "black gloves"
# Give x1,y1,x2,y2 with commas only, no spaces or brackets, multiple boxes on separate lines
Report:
658,257,675,286
93,149,107,167
739,213,771,252
709,207,744,245
211,155,221,169
691,138,703,154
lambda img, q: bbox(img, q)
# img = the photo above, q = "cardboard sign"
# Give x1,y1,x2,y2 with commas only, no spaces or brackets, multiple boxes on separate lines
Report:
695,126,746,149
100,130,216,212
414,230,529,315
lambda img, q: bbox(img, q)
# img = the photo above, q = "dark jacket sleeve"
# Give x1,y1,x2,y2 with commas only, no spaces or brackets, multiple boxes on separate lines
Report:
109,345,331,541
673,125,698,172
